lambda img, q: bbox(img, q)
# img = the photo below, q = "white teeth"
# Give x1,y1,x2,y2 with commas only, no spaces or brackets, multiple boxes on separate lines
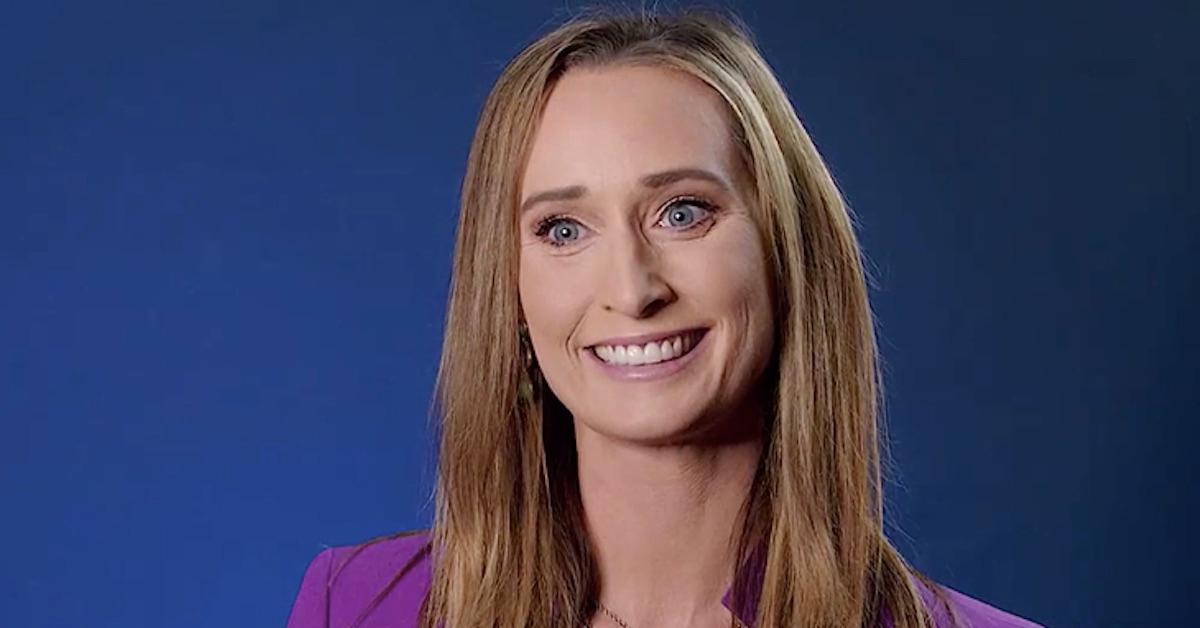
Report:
592,332,701,367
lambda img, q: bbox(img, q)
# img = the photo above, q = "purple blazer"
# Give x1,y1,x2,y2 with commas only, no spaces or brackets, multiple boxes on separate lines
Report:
286,530,1042,627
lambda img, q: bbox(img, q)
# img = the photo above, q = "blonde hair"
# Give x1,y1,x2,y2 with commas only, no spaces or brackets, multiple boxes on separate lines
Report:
419,6,963,628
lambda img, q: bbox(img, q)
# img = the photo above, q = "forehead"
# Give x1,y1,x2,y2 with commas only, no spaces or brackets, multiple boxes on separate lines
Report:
520,64,739,195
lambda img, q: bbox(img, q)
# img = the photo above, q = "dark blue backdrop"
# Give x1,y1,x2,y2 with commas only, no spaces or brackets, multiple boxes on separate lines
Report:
2,1,1194,626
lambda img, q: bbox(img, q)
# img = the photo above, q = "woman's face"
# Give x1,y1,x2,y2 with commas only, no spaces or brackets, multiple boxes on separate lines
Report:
517,64,775,444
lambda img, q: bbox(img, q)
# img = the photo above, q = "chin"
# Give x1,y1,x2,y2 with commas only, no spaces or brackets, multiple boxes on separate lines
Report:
578,403,708,444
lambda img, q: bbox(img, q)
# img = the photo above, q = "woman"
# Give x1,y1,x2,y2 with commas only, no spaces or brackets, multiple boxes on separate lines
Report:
286,8,1042,628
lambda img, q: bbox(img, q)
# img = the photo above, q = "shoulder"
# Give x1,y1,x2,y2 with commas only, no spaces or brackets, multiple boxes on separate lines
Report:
286,529,434,628
915,578,1045,628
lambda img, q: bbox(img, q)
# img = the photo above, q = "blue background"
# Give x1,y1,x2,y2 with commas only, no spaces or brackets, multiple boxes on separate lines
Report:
2,1,1194,626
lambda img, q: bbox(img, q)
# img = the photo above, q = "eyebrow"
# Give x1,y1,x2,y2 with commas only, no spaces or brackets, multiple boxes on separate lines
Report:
519,167,731,215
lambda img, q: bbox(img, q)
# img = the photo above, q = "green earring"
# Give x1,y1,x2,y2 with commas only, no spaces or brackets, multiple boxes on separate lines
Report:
517,323,537,405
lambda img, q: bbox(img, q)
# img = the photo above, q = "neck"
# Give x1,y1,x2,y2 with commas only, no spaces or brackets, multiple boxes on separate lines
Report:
575,418,763,628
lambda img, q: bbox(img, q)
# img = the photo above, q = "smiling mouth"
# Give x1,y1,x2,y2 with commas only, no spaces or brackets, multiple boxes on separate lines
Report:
588,328,708,366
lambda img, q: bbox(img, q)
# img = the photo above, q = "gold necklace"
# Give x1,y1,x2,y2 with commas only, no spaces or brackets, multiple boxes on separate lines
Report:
596,601,749,628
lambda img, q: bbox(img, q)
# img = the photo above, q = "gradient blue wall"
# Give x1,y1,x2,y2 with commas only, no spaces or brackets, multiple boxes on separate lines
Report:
2,1,1194,626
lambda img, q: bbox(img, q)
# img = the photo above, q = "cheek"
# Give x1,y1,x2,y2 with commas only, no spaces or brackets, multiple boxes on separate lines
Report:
707,223,775,387
673,218,773,320
518,250,591,347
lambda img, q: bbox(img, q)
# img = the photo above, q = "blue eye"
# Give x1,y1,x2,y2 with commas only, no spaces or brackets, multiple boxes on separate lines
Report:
658,197,716,230
534,215,586,247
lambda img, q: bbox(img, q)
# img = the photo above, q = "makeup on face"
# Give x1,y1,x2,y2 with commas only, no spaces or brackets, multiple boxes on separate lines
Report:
517,64,775,439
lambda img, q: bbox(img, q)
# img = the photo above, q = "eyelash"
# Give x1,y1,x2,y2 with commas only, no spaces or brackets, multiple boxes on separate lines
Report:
532,195,719,248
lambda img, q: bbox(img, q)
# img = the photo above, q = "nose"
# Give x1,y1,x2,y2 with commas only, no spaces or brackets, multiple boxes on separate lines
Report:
598,225,675,318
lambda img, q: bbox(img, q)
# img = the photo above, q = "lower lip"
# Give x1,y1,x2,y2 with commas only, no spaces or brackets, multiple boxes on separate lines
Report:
584,329,710,382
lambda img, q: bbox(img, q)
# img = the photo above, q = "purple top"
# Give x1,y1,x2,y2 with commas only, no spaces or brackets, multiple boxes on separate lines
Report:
286,531,1042,627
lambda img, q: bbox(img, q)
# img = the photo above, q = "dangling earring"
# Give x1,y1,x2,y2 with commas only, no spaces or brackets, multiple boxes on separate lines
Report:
517,321,538,405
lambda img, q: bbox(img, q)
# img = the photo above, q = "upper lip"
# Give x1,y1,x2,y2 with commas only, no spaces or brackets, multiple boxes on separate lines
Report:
585,327,707,349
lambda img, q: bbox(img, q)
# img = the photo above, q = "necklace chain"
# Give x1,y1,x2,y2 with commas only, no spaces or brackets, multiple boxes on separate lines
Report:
598,602,631,628
595,601,748,628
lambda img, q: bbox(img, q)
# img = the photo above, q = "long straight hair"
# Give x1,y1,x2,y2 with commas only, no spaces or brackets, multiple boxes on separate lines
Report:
423,7,962,628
